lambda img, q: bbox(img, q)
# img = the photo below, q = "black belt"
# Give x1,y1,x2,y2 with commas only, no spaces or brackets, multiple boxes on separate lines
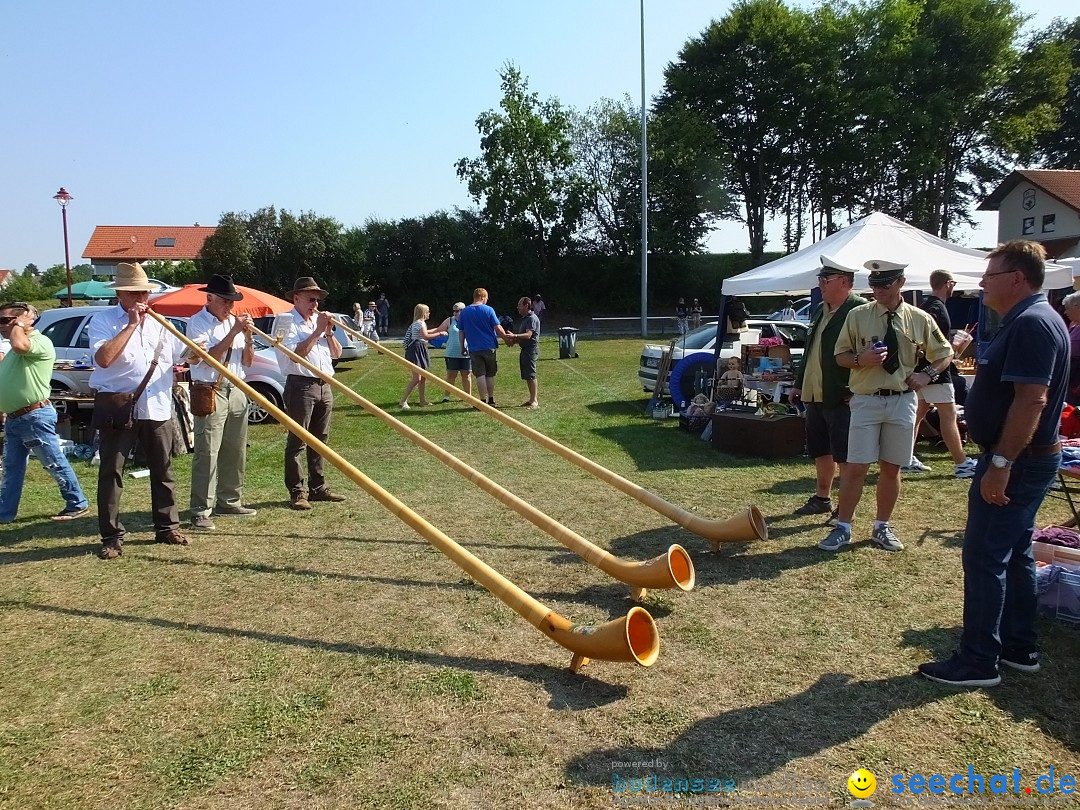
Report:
871,389,911,397
286,374,326,384
980,442,1061,458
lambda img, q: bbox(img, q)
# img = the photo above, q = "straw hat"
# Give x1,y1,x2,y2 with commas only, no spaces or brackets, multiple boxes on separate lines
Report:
110,262,157,292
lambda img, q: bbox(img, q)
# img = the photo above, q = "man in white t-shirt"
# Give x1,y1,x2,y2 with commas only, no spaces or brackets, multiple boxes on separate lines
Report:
187,274,256,531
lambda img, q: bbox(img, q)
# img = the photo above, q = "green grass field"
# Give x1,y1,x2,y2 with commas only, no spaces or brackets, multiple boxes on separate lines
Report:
2,336,1078,809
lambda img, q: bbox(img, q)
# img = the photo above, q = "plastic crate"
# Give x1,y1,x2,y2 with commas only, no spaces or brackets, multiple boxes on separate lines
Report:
1033,541,1080,623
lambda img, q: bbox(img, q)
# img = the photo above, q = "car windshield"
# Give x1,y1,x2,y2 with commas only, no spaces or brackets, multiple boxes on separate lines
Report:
770,323,808,346
676,323,720,350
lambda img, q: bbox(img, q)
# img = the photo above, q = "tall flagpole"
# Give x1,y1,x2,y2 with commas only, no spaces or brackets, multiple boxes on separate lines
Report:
640,0,649,338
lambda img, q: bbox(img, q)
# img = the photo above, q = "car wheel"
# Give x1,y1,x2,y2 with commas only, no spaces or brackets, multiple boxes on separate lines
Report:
248,383,281,425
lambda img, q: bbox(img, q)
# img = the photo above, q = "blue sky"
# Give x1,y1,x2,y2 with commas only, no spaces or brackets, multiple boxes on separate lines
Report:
2,0,1073,272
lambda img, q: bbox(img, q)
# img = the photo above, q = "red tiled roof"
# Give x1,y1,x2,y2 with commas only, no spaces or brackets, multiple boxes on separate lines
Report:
82,226,217,262
0,269,12,287
979,169,1080,211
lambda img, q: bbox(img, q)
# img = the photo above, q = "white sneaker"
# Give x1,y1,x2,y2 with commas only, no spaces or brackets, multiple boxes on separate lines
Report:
954,457,977,479
902,456,931,473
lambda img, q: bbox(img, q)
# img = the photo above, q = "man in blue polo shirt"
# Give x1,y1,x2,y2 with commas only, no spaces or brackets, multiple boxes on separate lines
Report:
456,287,509,407
919,241,1069,688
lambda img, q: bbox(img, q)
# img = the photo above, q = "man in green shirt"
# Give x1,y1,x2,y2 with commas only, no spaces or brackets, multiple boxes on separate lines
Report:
0,302,88,523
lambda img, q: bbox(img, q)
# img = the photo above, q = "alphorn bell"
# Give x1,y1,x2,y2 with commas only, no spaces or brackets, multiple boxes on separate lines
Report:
336,318,769,546
253,324,694,600
149,311,659,672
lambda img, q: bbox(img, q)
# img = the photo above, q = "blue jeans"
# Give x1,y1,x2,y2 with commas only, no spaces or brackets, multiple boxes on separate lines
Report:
960,452,1060,669
0,404,88,522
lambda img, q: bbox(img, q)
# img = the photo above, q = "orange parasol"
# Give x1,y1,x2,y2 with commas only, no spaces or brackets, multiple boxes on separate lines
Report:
150,284,293,317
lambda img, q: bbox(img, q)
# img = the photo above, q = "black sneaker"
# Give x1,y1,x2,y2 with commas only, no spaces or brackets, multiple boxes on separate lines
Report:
825,509,839,527
1000,649,1040,673
52,505,89,521
794,495,833,516
918,654,1000,687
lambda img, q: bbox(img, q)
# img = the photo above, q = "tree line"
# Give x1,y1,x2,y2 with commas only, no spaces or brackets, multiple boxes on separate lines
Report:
26,0,1068,322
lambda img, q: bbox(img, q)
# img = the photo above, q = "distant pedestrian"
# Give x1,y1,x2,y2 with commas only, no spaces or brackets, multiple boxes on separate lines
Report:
375,293,390,334
690,298,703,329
780,300,797,321
532,294,546,323
361,301,379,341
676,298,689,336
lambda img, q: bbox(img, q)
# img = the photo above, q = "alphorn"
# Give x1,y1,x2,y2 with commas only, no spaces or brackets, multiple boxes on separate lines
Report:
252,324,693,600
336,318,768,550
149,311,659,672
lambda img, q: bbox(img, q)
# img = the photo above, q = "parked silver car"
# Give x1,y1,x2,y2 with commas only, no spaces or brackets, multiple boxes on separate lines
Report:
35,306,287,425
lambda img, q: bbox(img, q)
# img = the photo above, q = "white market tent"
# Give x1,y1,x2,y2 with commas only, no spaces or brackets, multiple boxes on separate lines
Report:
721,211,1073,295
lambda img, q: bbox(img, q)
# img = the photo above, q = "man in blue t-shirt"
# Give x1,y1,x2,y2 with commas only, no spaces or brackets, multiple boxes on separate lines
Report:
455,287,509,407
919,240,1069,689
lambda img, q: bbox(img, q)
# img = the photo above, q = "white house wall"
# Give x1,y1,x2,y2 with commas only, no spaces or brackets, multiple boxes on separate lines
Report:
997,183,1080,251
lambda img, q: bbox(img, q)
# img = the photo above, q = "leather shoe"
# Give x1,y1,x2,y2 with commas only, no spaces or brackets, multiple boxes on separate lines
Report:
310,488,346,503
98,541,123,560
291,494,312,511
155,530,190,546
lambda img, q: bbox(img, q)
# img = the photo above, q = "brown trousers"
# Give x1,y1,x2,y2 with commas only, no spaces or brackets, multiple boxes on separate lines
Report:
284,375,333,497
97,418,179,543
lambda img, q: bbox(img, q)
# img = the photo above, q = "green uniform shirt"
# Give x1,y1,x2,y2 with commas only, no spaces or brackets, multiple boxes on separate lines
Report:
834,301,952,395
0,331,55,414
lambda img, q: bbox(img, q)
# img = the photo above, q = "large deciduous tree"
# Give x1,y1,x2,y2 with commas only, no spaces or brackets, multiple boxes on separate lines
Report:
1033,17,1080,168
199,208,354,308
657,0,812,265
456,64,585,274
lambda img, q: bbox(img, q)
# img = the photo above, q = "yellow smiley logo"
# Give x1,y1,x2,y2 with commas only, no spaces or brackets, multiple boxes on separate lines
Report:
848,769,877,799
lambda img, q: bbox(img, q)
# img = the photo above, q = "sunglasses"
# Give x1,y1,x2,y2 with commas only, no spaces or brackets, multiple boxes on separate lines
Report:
0,316,18,325
868,280,898,289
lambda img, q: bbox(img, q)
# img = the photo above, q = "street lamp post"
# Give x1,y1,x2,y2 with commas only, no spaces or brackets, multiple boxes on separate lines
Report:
639,0,649,338
53,187,74,307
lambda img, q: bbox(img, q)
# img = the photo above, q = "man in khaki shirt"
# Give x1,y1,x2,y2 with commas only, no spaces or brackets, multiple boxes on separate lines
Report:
819,260,953,553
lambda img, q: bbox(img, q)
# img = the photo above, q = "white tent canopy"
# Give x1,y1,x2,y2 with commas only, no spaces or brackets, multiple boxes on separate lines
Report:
721,211,1072,295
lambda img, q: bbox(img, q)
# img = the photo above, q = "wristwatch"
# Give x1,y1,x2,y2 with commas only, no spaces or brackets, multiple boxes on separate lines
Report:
990,454,1013,470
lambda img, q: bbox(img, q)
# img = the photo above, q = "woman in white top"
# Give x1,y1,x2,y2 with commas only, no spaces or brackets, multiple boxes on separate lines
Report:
399,304,446,409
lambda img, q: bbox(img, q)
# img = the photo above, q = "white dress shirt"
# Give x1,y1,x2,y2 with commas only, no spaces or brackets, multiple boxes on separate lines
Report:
280,308,335,378
88,304,182,421
187,307,247,383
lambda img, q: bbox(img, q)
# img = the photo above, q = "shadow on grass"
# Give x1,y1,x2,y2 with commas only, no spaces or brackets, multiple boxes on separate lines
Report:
147,556,487,593
915,527,964,548
900,625,1080,753
604,527,825,588
3,600,629,710
588,424,760,473
566,663,1080,786
566,673,936,786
